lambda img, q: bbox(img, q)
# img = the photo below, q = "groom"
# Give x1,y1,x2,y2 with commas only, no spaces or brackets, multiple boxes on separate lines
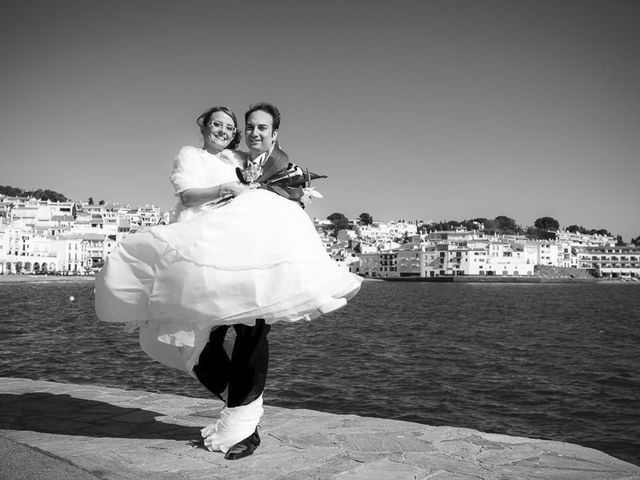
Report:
194,102,289,460
241,103,307,204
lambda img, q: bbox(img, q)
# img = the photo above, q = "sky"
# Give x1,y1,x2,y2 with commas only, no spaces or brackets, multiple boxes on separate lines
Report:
1,0,639,240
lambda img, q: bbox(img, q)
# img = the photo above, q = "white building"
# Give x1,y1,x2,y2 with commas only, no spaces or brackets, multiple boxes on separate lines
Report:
359,251,399,278
577,245,640,278
359,236,537,278
0,229,91,274
0,197,140,275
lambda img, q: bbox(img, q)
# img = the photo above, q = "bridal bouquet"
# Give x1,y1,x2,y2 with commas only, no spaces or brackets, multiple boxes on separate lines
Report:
238,162,326,208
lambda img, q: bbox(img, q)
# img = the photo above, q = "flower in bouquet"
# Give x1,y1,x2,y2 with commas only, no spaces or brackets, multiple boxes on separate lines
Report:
240,160,262,185
300,186,324,208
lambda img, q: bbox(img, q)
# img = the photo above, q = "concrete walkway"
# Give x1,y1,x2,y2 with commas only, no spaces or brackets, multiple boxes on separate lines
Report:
1,377,638,480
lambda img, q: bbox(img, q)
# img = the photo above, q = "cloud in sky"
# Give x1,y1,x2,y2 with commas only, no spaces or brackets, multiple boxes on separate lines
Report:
1,0,639,240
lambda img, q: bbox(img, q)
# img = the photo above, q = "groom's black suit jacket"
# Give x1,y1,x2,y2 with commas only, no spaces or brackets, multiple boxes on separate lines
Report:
239,142,306,205
256,142,291,184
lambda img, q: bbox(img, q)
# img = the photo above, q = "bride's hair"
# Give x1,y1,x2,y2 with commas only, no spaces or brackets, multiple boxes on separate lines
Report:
196,106,241,150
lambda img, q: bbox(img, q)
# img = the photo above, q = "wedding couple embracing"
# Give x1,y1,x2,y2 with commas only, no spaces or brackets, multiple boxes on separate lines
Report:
94,102,362,460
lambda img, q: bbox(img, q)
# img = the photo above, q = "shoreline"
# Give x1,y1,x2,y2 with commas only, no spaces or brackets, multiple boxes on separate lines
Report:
379,275,640,284
2,274,638,285
382,275,593,284
0,274,95,283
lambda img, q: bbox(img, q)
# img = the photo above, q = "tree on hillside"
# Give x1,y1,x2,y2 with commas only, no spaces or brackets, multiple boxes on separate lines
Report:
461,218,486,231
480,218,497,233
88,197,95,205
0,185,23,197
534,216,560,231
327,212,349,234
359,212,373,225
615,235,626,246
31,189,45,199
525,226,556,240
566,225,612,237
42,189,68,202
494,215,520,234
427,220,461,232
631,236,640,246
1,185,69,202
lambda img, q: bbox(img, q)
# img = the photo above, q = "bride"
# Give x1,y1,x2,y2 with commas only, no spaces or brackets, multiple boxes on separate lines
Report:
94,104,362,459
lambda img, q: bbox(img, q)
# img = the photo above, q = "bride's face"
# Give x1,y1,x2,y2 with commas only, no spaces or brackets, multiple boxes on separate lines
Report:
203,111,236,152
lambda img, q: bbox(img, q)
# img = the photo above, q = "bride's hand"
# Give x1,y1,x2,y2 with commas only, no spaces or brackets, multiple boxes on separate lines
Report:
222,181,257,197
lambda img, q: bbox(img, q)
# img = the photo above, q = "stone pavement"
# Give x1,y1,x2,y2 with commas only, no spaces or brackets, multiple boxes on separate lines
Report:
1,377,638,480
0,436,101,480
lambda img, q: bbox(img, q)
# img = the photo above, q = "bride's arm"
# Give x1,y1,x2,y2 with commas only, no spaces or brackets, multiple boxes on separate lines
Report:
172,147,252,208
179,182,252,208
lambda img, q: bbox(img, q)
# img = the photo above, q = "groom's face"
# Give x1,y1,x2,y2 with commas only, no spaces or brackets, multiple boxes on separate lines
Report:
246,110,278,156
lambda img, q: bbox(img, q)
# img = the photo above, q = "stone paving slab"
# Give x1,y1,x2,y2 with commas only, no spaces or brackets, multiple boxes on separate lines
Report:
1,377,639,480
0,436,102,480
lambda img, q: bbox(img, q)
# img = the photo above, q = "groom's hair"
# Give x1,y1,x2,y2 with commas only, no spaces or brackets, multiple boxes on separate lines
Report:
245,102,281,131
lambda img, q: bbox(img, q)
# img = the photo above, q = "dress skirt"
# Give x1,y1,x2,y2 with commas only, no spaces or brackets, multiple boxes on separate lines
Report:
95,189,362,371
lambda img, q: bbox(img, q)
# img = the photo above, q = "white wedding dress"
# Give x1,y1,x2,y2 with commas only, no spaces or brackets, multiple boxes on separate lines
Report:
95,146,362,375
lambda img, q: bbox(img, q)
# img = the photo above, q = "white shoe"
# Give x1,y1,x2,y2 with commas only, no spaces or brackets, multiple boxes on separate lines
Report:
202,395,264,453
201,422,218,439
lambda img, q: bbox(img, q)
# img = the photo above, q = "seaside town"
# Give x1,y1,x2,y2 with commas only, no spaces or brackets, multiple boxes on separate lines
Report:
1,194,639,281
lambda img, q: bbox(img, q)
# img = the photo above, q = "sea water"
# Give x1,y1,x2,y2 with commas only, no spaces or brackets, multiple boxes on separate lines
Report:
0,279,638,465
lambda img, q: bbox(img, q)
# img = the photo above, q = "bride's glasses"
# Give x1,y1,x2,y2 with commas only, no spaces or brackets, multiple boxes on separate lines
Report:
208,121,236,134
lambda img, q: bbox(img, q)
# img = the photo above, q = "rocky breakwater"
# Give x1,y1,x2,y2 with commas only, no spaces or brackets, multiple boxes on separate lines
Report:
1,377,638,480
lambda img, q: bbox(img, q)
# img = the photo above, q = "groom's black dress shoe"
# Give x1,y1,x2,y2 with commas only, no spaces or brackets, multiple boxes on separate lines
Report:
224,428,261,460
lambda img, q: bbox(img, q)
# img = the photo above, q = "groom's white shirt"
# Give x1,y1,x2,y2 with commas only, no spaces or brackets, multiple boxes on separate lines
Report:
250,143,276,168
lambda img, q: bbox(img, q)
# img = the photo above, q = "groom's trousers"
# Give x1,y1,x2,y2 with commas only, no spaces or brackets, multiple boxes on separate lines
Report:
193,319,270,407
